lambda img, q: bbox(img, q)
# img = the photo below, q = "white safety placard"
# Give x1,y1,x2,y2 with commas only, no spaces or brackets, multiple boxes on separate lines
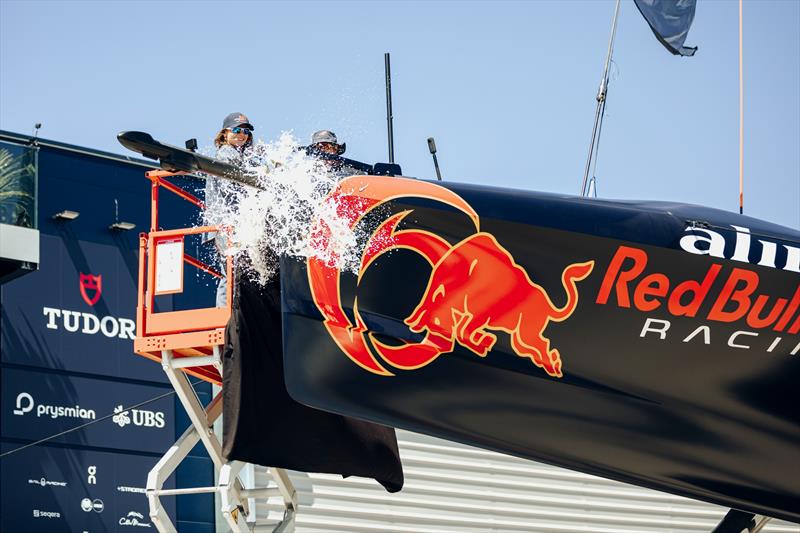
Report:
155,237,184,295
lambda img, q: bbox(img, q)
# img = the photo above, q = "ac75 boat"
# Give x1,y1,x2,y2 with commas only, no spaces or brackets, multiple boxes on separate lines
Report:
120,130,800,527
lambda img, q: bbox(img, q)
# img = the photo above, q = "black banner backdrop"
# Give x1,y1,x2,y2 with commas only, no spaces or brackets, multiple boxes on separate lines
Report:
0,443,174,532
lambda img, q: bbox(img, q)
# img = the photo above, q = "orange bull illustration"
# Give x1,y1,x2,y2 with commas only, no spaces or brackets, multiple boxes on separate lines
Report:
307,175,594,378
405,233,593,377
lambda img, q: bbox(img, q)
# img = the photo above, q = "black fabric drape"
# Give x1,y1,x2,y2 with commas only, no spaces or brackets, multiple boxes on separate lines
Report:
222,271,404,493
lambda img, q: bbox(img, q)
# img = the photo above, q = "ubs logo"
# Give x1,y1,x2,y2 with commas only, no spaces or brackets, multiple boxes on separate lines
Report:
112,405,166,429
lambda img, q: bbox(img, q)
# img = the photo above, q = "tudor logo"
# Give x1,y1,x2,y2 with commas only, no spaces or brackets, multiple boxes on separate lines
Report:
80,273,103,306
43,272,135,339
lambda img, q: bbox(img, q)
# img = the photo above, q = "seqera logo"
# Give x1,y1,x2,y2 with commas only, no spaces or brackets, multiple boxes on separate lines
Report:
597,245,800,354
307,176,593,378
13,392,96,420
119,511,152,528
112,405,166,429
42,272,135,339
33,509,61,519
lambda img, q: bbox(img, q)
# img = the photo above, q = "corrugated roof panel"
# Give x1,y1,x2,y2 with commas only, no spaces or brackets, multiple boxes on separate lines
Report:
250,430,799,533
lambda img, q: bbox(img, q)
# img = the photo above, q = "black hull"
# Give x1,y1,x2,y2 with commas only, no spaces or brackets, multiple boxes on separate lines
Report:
280,175,800,522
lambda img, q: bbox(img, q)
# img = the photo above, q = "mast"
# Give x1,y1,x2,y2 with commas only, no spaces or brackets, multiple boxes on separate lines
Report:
385,52,395,164
739,0,744,214
580,0,622,197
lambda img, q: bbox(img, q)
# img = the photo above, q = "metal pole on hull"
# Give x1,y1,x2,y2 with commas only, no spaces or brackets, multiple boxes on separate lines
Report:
739,0,744,214
385,52,395,164
581,0,621,197
427,137,443,181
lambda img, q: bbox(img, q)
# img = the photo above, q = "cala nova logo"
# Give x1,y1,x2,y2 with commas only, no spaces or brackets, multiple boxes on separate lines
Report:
119,511,152,528
112,405,166,429
42,272,136,340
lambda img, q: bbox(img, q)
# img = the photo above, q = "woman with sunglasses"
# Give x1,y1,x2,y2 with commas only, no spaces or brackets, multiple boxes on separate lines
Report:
206,112,256,307
214,112,254,157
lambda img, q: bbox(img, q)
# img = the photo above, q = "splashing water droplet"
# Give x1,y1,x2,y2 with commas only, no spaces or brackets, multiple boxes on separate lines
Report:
201,133,371,284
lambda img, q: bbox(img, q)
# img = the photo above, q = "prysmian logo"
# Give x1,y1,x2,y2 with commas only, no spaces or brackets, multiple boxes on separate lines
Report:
13,392,96,420
119,511,152,528
112,405,166,429
28,477,67,488
33,509,61,519
117,485,146,494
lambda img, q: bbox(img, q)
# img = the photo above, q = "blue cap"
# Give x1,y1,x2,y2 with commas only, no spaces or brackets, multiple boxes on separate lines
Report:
222,113,254,130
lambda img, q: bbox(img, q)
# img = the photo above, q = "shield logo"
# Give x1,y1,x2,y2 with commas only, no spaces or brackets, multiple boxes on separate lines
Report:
79,273,102,306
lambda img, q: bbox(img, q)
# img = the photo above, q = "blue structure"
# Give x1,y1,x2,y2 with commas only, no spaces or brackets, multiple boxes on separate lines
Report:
0,130,215,533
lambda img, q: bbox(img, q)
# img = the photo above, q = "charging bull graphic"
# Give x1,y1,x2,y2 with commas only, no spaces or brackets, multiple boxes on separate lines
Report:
405,233,593,377
307,176,593,378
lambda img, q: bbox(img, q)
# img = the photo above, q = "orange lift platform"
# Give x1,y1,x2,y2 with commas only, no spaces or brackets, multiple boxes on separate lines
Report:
135,170,296,533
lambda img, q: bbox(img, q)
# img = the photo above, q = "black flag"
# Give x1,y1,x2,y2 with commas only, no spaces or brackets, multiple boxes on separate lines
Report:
634,0,698,56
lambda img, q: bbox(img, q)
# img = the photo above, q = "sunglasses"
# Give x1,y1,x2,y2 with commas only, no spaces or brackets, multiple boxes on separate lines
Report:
229,127,252,135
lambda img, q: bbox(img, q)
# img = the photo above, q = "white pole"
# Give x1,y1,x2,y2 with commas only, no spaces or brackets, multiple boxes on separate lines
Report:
581,0,622,197
739,0,744,214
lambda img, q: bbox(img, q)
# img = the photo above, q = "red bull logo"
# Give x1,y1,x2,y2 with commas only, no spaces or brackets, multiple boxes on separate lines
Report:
307,176,593,378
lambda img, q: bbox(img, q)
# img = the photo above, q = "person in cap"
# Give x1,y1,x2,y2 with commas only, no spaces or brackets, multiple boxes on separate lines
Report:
308,130,346,157
214,112,255,158
306,130,373,176
206,112,256,307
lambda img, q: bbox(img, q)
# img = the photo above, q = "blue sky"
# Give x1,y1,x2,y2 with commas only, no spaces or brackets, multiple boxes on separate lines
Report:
1,0,797,228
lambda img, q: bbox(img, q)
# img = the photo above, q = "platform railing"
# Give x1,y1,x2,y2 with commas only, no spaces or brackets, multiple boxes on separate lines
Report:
134,170,297,532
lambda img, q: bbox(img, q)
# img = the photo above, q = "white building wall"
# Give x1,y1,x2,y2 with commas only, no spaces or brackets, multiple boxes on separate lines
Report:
251,430,798,533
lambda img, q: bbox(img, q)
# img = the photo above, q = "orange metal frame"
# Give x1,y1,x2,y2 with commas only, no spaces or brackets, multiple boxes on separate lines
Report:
133,170,232,385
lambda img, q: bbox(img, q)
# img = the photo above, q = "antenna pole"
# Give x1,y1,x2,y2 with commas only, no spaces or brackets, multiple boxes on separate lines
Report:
581,0,621,197
739,0,744,214
385,52,395,163
427,137,442,180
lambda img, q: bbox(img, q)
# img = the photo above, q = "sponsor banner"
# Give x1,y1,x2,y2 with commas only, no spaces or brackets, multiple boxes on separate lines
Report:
0,442,174,533
281,175,800,522
0,234,168,382
1,367,174,453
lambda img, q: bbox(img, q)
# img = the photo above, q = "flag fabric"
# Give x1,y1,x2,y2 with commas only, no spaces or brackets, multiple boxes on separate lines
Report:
634,0,698,56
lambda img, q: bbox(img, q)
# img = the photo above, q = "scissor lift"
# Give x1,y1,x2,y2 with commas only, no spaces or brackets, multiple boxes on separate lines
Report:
134,170,297,532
